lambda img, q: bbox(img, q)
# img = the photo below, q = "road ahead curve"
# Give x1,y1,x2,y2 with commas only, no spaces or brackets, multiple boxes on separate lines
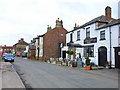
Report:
13,57,118,88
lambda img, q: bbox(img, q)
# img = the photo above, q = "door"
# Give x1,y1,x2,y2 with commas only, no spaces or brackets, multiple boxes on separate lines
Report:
114,47,120,69
98,47,107,66
62,51,66,59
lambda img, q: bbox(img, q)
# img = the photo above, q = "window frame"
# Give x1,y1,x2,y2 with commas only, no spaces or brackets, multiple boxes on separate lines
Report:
86,27,90,38
119,27,120,38
100,30,106,40
70,33,73,42
77,30,80,41
84,46,94,57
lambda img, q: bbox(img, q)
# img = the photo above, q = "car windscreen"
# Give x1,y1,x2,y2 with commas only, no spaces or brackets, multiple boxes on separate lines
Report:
6,55,14,57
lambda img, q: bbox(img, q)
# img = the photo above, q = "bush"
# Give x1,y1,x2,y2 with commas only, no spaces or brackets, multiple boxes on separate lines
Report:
85,57,91,66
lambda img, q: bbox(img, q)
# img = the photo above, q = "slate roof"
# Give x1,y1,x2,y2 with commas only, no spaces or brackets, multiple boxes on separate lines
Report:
80,15,108,28
67,15,116,33
16,40,28,45
96,18,120,29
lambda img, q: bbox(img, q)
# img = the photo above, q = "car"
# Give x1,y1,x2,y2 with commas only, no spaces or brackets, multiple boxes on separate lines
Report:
4,53,14,62
16,52,21,56
22,52,27,57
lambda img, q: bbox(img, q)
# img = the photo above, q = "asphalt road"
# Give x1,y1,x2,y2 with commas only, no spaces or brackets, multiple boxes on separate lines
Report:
13,57,118,88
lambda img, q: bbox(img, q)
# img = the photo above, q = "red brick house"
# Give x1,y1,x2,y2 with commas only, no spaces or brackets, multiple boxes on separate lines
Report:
0,45,14,56
43,18,67,60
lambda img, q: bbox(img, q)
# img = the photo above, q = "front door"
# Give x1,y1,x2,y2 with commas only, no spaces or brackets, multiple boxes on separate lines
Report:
114,47,120,69
62,51,66,59
98,47,107,66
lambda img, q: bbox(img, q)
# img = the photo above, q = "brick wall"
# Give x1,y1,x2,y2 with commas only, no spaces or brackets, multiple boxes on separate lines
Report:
43,27,67,60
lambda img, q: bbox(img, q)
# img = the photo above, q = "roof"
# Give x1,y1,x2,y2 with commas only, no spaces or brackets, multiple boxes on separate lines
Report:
67,15,116,33
80,15,108,28
0,46,13,48
16,41,28,45
96,18,120,29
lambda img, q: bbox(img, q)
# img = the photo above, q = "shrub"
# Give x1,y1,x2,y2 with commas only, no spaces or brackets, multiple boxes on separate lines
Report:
85,57,91,66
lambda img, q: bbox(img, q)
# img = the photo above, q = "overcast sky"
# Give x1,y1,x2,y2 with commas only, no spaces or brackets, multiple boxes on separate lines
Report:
0,0,119,46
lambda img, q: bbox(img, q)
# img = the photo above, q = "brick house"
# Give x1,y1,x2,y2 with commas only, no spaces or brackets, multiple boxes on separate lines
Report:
43,18,67,60
0,45,14,56
34,18,67,60
13,38,28,55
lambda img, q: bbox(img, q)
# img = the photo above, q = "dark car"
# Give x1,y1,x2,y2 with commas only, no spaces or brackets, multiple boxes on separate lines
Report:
4,54,14,62
22,52,27,57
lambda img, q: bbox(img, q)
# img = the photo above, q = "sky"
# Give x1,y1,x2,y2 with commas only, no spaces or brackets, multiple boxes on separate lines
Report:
0,0,119,46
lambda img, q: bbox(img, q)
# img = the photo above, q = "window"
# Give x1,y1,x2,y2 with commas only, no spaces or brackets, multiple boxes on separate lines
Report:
119,27,120,38
100,30,105,40
86,27,90,38
70,33,73,43
77,31,80,40
84,46,94,57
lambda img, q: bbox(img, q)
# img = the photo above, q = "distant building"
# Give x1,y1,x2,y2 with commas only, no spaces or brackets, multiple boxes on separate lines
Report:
28,39,36,58
13,38,28,55
0,45,14,56
34,35,44,59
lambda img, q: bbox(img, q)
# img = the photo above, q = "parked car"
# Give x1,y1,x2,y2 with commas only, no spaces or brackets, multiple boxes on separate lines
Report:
22,52,27,57
4,53,14,62
16,52,21,56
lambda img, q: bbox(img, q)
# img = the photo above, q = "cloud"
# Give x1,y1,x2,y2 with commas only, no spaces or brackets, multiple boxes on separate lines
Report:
0,0,119,45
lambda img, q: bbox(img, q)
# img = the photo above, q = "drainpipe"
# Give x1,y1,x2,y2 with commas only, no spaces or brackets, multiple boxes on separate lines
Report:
109,26,112,69
38,38,40,60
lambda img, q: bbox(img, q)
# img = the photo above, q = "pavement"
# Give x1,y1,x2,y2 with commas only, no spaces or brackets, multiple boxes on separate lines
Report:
0,61,25,89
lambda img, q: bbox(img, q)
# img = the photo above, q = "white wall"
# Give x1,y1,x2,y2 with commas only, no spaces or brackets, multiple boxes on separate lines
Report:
65,22,120,66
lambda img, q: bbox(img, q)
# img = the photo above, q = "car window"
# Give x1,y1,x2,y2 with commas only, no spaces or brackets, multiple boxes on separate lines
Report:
6,54,14,57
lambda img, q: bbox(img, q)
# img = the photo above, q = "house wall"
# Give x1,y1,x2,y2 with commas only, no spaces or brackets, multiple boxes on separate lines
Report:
39,37,43,58
65,23,120,67
43,27,67,60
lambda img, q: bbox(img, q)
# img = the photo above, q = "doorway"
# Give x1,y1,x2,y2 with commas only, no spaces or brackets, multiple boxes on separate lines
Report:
114,47,120,69
98,47,107,66
62,51,66,59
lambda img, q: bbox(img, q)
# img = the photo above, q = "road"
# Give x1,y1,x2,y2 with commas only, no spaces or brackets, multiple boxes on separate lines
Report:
13,57,118,88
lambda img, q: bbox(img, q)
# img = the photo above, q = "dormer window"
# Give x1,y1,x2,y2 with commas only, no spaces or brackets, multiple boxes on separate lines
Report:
86,27,90,38
100,30,106,40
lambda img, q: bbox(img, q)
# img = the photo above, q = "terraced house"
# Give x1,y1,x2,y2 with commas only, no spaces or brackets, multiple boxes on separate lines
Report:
62,6,120,68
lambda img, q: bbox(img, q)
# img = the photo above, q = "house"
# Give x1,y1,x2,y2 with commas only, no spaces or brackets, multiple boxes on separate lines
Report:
13,38,28,55
0,45,14,56
34,18,67,60
33,35,44,59
62,6,120,68
43,18,67,60
96,19,120,68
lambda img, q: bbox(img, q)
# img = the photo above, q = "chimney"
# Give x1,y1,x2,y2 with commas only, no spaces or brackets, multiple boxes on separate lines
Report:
21,38,24,41
105,6,111,21
74,23,79,29
56,18,63,28
47,25,52,32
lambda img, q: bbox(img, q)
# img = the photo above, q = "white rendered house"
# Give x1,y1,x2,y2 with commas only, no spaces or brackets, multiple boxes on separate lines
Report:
62,6,120,68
